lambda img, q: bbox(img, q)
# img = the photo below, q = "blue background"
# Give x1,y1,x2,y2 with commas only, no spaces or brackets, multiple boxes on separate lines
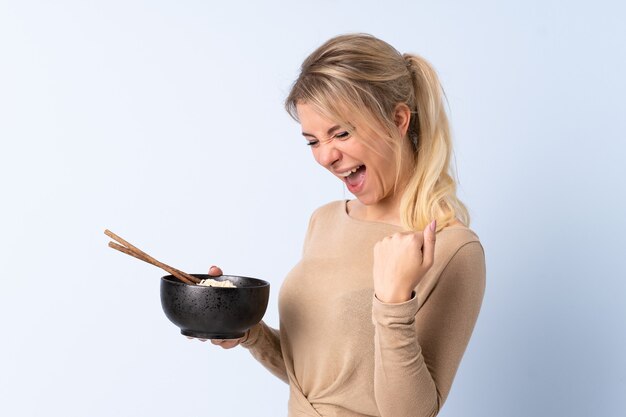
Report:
1,1,625,416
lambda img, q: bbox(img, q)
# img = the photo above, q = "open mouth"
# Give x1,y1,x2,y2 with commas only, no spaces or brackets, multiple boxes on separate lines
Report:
342,165,366,192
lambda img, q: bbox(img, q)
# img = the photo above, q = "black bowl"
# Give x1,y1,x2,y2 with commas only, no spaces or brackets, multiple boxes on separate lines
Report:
160,274,270,339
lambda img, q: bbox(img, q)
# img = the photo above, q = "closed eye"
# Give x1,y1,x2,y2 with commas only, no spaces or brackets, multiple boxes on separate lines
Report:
333,131,350,140
304,130,351,147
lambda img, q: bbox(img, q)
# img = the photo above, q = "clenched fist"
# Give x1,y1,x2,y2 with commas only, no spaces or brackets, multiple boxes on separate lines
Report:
373,220,437,303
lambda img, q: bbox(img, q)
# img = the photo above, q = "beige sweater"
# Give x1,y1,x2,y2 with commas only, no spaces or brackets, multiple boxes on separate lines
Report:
242,201,486,417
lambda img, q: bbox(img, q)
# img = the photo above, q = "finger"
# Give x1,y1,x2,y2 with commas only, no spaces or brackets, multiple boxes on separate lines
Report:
186,336,207,342
422,219,437,268
211,339,224,345
219,340,241,349
208,265,223,276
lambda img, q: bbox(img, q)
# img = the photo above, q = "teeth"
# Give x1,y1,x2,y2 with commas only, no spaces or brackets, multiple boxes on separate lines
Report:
338,165,362,177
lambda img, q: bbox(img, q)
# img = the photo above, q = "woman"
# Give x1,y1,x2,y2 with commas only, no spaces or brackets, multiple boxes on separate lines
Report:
205,33,486,417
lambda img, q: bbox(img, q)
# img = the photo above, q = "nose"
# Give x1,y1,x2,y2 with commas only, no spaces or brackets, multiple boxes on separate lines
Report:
314,141,342,169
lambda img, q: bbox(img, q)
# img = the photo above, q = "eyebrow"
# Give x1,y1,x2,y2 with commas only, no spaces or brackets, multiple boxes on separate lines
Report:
301,125,342,139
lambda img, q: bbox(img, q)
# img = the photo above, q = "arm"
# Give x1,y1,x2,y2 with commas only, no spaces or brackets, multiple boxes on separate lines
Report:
373,241,486,417
205,266,288,383
240,321,289,384
237,207,321,385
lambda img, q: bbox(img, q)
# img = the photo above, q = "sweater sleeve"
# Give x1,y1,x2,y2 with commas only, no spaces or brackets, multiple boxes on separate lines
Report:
240,321,289,383
372,241,486,417
238,208,321,386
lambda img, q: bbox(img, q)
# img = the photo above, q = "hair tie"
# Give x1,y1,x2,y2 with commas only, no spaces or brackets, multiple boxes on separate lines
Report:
403,54,413,72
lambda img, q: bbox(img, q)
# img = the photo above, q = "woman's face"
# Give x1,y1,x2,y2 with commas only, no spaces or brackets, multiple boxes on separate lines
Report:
296,102,412,207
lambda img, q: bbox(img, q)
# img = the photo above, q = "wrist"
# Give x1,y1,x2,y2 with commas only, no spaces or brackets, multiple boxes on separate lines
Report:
374,289,414,304
240,322,262,348
240,328,251,344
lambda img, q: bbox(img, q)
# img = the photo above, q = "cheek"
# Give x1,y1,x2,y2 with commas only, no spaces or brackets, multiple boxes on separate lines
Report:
372,158,397,188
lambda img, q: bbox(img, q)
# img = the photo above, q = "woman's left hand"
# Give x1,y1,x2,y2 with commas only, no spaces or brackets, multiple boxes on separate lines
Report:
373,220,437,303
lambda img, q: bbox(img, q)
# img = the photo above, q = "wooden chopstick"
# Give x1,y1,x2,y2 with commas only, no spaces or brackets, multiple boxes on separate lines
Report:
105,229,200,285
107,242,196,285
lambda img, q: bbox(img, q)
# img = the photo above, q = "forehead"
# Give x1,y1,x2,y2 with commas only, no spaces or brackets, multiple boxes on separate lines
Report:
296,103,338,131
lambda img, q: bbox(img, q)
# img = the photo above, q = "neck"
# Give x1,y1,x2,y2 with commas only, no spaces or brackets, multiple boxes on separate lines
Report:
348,194,404,226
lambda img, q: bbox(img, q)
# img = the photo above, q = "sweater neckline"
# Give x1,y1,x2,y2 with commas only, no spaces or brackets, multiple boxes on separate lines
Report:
341,199,470,232
341,200,405,230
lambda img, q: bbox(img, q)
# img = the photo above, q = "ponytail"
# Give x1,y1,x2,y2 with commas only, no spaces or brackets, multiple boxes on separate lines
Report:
400,54,469,231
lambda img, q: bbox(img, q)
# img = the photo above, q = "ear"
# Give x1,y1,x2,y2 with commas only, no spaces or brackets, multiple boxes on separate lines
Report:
393,103,411,138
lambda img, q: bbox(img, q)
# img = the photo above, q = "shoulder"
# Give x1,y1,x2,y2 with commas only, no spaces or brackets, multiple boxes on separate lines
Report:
302,200,347,251
433,239,486,311
436,227,484,275
310,200,346,218
435,228,485,295
437,225,481,252
416,226,485,305
441,239,485,281
306,200,346,227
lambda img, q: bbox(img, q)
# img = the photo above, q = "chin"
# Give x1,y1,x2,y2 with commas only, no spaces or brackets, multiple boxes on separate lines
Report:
354,194,380,206
354,188,397,206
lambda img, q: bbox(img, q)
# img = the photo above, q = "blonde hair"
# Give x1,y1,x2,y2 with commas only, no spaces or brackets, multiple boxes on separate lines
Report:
285,33,469,231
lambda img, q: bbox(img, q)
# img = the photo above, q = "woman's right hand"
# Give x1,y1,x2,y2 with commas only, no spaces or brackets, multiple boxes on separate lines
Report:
186,265,249,349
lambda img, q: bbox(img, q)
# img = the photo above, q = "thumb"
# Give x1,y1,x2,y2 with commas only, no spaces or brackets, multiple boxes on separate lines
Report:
208,265,223,276
422,220,437,267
